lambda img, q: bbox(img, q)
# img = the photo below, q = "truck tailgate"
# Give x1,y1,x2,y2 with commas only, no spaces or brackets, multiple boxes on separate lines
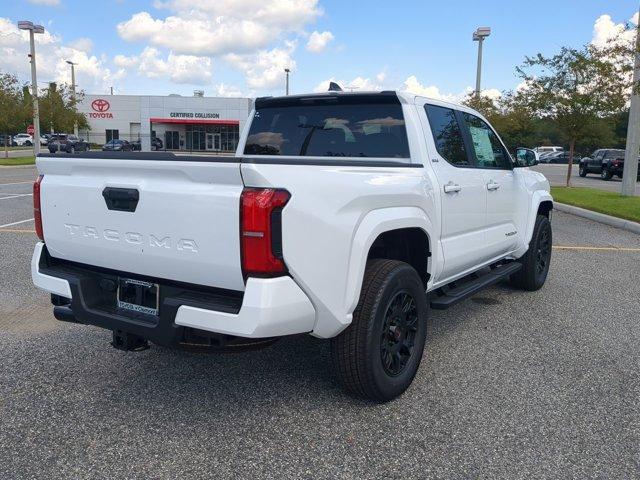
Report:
37,155,245,291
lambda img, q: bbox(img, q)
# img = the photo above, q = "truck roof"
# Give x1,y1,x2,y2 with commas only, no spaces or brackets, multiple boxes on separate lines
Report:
255,90,468,111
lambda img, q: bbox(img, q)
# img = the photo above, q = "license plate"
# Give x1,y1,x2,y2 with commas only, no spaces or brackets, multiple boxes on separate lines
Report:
117,278,159,316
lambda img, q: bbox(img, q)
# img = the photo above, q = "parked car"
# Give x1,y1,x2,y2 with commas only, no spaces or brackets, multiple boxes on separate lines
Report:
151,137,163,151
130,139,142,151
48,134,90,154
31,90,553,401
102,139,134,151
543,151,581,164
40,134,53,146
535,146,563,155
579,149,639,180
538,152,555,163
13,133,33,146
0,135,14,147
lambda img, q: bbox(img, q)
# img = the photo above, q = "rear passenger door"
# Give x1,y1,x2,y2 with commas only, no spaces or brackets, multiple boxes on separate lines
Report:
420,102,488,281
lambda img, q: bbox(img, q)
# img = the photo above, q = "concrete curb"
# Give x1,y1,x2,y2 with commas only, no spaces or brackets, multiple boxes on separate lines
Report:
555,202,640,235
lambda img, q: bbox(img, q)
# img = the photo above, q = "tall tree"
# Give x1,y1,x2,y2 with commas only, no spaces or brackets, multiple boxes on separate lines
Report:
517,45,630,186
0,73,31,139
38,82,89,134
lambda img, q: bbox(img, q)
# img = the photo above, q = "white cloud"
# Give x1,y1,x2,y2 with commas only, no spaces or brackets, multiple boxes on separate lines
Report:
0,17,117,93
225,41,296,90
313,73,385,92
117,0,322,56
27,0,60,5
113,54,139,68
401,75,491,103
215,82,244,97
401,75,465,101
482,88,502,100
592,13,636,48
119,47,213,84
306,30,334,53
67,37,93,52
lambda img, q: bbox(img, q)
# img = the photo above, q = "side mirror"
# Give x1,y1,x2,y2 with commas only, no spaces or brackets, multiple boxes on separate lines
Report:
515,148,538,167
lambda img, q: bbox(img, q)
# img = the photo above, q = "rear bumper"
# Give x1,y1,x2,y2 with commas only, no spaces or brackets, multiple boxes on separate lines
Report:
31,242,316,344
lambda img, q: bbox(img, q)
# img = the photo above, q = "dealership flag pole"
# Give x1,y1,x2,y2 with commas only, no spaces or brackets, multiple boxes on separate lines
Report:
622,12,640,196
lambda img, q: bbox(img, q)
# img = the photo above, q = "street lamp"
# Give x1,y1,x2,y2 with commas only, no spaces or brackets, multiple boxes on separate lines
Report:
18,20,45,155
472,26,491,97
284,68,290,96
66,60,78,137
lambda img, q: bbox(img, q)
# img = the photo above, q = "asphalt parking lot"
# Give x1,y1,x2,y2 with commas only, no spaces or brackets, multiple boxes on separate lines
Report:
533,163,640,195
1,165,640,478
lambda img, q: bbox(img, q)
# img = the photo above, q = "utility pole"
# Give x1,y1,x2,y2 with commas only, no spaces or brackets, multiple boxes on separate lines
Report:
285,68,290,96
66,60,78,137
18,21,44,155
622,12,640,196
473,27,491,96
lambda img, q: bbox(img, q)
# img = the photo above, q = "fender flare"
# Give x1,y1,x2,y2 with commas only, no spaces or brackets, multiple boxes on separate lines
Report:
523,191,553,247
343,206,436,315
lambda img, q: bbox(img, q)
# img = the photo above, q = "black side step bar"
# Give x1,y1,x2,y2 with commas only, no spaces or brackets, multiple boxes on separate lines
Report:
429,262,522,310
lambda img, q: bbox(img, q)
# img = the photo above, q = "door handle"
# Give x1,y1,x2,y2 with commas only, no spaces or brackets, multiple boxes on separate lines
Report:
486,181,500,191
443,183,462,194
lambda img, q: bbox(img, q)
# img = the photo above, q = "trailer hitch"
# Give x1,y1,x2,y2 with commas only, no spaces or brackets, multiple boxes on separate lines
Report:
111,330,149,352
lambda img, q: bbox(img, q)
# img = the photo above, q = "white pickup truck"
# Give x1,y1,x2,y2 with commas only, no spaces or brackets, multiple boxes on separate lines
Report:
31,91,553,401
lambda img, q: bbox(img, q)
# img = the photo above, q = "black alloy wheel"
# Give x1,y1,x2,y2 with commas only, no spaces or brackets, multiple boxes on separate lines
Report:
535,221,552,284
380,291,418,377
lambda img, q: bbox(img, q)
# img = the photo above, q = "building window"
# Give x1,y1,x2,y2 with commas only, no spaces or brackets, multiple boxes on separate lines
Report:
106,129,119,142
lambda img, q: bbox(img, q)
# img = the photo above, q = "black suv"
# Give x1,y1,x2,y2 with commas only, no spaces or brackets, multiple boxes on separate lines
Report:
48,134,90,154
579,149,640,180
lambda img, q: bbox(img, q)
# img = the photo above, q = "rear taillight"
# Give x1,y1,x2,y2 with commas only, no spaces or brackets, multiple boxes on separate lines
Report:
240,188,290,277
33,174,44,241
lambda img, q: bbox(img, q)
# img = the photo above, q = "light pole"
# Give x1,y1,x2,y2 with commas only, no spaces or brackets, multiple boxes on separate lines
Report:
284,68,290,95
18,21,44,155
472,27,491,96
66,60,78,137
622,13,640,197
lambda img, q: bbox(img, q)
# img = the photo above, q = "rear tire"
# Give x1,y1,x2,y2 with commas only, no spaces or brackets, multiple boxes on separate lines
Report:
601,166,613,180
511,214,552,291
330,259,428,402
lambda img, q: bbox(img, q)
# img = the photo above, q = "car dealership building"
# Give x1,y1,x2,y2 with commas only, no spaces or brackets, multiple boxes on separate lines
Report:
77,93,253,152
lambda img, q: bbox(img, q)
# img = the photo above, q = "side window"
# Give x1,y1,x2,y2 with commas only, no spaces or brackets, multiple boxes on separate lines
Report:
595,150,605,160
461,113,511,169
424,105,470,166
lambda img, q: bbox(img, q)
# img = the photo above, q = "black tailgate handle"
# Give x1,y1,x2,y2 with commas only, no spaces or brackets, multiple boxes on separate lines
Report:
102,187,139,212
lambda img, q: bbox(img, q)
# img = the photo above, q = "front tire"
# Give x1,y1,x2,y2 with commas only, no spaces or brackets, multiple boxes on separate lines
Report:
511,214,552,291
579,164,587,177
331,259,428,402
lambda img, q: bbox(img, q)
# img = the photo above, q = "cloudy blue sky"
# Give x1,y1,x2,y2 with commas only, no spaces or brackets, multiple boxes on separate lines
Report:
0,0,637,99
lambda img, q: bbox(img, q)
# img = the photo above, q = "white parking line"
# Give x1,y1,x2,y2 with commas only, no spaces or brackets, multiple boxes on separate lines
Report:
0,218,34,229
0,194,32,200
0,181,33,186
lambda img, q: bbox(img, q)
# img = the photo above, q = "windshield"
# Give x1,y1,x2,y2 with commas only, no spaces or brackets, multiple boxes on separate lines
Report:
244,95,410,158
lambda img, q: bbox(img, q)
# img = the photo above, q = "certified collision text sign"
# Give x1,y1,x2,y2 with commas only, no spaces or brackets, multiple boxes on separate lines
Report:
169,112,220,119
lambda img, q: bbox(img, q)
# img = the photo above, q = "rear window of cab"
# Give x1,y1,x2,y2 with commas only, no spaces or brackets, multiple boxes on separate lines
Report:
244,94,410,158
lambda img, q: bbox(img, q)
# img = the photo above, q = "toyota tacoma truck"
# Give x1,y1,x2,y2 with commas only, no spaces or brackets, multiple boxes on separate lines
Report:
31,91,553,401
